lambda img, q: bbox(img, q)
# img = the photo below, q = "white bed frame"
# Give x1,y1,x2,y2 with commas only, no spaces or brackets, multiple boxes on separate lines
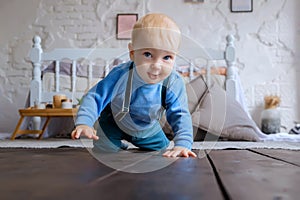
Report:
28,35,237,131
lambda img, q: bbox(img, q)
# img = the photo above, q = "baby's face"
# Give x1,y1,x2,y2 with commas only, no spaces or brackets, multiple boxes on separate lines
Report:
131,48,176,84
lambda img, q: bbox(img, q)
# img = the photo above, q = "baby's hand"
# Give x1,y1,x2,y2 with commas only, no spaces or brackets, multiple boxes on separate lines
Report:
71,125,99,140
163,146,197,158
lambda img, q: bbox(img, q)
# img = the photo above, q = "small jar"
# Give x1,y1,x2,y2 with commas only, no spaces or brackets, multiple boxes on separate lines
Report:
261,95,281,134
261,108,281,134
53,94,67,108
61,99,73,109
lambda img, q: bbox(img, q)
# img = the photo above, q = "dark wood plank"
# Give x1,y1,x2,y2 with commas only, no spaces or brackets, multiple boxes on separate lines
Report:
208,149,300,200
0,148,114,200
252,149,300,166
83,150,223,200
0,148,223,200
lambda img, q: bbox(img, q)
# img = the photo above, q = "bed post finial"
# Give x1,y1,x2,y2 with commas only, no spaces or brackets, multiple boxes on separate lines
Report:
33,35,41,46
225,34,235,62
226,34,234,44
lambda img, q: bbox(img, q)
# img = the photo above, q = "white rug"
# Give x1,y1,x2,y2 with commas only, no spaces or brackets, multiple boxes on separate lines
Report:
0,138,299,150
193,141,300,150
0,138,93,148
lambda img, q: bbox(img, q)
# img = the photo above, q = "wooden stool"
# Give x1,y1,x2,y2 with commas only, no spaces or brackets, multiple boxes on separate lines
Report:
11,107,78,140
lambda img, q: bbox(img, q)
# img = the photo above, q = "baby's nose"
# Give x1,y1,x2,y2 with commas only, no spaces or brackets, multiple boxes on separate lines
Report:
151,62,162,70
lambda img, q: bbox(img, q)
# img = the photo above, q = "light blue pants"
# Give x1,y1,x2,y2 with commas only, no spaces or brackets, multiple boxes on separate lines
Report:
93,105,170,152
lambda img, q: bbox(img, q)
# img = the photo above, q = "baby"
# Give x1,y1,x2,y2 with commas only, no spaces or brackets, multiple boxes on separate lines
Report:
72,13,196,158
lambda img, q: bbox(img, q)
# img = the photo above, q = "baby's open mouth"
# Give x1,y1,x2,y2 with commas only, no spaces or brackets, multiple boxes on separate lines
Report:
148,73,159,80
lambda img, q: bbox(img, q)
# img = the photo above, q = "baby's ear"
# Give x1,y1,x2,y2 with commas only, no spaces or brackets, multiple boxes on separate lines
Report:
128,42,134,60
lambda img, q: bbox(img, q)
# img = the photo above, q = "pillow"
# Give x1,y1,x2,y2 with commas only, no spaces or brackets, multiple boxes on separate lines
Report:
161,75,260,142
185,75,208,113
190,78,260,141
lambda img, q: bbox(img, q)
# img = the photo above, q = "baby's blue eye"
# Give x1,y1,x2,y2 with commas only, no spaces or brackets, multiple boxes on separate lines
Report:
143,52,152,58
163,55,172,60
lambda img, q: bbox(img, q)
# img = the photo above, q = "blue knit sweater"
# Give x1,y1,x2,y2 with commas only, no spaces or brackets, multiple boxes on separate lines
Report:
75,61,193,149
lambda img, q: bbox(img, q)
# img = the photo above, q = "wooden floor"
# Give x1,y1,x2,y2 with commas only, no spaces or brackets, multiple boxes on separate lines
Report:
0,147,299,200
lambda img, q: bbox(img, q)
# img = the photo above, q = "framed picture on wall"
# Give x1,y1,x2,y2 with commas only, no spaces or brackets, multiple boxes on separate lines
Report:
116,13,138,40
231,0,253,12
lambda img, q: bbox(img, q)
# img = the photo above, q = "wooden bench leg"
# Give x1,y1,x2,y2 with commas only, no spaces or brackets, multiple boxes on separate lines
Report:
38,117,51,140
11,116,24,140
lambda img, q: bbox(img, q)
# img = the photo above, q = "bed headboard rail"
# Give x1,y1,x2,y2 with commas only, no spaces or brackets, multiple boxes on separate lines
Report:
29,35,236,107
29,36,129,106
177,35,236,99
